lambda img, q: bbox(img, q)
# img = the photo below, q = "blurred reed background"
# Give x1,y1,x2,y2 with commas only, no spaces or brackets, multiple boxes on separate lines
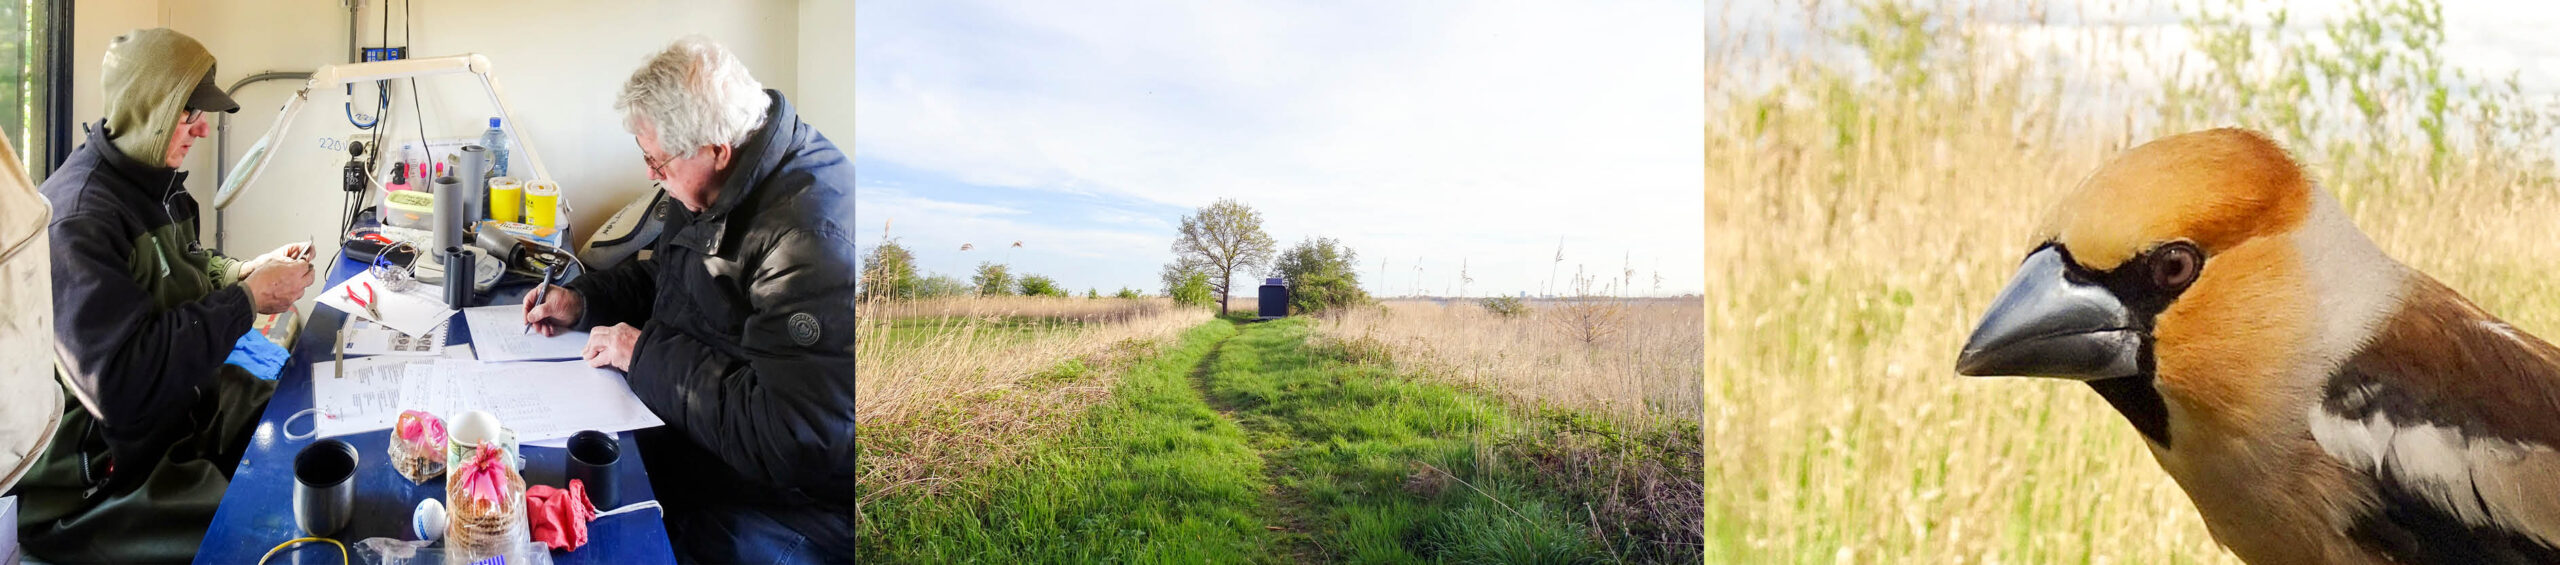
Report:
1705,0,2560,561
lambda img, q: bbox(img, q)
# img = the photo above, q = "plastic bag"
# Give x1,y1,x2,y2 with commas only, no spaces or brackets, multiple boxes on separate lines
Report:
391,410,447,483
352,537,554,565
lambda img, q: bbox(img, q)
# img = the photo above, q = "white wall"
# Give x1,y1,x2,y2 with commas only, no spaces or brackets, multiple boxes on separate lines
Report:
799,0,851,143
72,0,813,308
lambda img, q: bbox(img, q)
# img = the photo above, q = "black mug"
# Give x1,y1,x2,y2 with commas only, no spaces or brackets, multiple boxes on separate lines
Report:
293,438,359,536
567,430,619,508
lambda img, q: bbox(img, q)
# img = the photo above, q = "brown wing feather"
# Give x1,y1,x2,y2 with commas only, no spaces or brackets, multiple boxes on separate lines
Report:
2313,274,2560,562
2329,276,2560,446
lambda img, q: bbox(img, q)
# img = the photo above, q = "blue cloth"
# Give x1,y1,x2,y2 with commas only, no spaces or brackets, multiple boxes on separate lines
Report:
223,330,291,380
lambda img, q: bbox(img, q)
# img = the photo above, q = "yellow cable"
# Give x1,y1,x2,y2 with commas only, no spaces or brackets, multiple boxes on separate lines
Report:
256,536,349,565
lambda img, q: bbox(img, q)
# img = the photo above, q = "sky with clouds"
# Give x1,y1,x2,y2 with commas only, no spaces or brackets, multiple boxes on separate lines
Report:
854,1,1706,298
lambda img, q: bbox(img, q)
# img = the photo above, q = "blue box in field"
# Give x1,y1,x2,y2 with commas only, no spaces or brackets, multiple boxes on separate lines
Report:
1258,277,1288,320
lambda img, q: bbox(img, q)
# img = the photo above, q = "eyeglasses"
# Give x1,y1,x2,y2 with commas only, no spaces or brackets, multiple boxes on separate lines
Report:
636,138,669,178
180,109,206,126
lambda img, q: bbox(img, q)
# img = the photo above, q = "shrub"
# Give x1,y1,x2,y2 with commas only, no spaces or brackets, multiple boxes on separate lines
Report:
1170,272,1213,307
1017,274,1066,297
973,262,1014,296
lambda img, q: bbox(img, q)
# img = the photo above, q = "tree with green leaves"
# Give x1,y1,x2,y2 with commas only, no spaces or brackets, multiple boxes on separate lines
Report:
1170,272,1213,307
973,262,1014,296
859,239,919,300
915,274,971,298
1271,236,1370,315
1160,261,1206,298
1017,274,1064,297
1114,287,1142,299
1169,198,1276,316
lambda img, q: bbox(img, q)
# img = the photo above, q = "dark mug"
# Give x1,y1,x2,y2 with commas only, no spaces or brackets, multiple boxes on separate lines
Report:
293,438,359,536
567,430,619,508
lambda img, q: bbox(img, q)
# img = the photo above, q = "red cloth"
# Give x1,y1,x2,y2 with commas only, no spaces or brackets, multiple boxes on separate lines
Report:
525,479,598,551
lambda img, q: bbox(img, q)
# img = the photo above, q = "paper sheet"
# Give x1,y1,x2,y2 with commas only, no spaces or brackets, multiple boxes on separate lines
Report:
399,360,664,444
315,270,454,337
341,318,448,357
307,356,410,438
304,343,477,438
461,305,589,362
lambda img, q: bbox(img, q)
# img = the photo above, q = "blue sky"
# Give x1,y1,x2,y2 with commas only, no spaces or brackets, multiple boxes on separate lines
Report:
854,1,1706,297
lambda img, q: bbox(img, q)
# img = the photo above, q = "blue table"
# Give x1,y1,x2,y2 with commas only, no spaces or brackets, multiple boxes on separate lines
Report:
197,256,676,564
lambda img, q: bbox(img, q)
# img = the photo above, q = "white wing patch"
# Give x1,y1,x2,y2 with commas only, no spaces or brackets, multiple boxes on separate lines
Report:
2482,320,2528,345
2311,403,2560,548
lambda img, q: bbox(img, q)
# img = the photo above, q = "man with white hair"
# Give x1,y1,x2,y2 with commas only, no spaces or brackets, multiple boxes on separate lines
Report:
521,36,852,561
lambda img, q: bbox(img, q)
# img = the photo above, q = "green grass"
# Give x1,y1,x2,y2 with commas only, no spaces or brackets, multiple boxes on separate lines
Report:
1203,318,1607,564
859,317,1659,563
858,321,1273,563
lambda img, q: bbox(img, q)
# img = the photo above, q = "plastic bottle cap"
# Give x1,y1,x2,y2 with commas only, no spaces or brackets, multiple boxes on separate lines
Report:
489,117,501,127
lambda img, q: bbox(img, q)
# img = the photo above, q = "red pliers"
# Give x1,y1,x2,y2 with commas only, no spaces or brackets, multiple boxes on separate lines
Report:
345,282,382,320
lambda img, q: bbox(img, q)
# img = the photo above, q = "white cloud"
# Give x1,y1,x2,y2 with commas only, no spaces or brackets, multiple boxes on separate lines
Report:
856,0,1707,296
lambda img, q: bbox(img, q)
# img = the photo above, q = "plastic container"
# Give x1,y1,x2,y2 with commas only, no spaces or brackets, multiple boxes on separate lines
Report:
383,190,436,232
481,118,510,179
523,180,560,229
488,177,522,223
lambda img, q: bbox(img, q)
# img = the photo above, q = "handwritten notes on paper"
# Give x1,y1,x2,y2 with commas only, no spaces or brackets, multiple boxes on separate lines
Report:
460,305,589,362
398,360,665,444
306,345,475,438
311,357,663,442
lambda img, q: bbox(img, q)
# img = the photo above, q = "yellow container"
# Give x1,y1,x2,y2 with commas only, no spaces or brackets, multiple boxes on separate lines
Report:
487,177,523,223
523,180,559,229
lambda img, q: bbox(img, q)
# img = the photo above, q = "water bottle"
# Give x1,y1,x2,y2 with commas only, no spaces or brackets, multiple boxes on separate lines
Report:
480,117,510,179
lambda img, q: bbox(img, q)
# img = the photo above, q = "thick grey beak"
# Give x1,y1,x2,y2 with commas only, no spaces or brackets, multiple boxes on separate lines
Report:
1956,247,2144,380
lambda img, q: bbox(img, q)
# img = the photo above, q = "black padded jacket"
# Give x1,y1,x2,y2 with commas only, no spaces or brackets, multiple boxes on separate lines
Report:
566,90,856,551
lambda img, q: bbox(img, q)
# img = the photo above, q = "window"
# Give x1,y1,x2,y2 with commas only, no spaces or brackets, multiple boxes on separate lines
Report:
0,1,66,182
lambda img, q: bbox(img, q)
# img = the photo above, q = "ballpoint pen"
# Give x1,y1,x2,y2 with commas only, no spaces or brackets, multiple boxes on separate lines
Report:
525,262,559,335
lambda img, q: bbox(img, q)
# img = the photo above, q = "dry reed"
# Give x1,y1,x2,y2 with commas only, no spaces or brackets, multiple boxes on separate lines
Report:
1708,0,2560,562
854,295,1211,499
1315,298,1705,429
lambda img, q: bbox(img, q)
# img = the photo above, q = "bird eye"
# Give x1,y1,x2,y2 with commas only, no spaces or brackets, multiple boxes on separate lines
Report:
2152,242,2202,290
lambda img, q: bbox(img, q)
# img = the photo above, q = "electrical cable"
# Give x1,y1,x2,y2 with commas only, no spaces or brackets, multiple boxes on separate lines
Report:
596,500,662,519
256,536,347,565
283,407,330,441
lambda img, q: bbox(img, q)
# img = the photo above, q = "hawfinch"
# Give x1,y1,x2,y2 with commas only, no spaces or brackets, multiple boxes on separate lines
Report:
1957,128,2560,564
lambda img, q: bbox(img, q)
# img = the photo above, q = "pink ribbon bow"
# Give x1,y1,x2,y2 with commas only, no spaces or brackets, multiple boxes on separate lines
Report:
455,441,510,508
397,410,447,448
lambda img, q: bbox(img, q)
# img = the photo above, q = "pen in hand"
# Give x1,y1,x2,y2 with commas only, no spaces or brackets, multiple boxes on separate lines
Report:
525,264,557,335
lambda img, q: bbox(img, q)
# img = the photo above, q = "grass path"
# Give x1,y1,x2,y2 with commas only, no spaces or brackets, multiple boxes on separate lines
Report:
859,317,1624,563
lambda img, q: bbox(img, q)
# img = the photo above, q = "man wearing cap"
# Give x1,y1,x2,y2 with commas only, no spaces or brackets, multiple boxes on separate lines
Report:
16,28,313,561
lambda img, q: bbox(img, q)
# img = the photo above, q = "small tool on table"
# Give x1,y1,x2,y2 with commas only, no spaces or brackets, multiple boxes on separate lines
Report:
345,281,383,321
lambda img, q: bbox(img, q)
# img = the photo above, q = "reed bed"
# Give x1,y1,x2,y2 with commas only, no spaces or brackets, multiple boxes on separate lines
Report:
853,295,1211,500
1315,298,1705,429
